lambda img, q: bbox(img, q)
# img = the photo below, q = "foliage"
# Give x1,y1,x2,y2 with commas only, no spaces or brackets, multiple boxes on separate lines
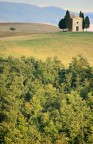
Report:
10,27,16,31
58,18,66,31
0,56,93,144
79,11,90,31
58,10,72,31
85,16,90,31
79,11,85,30
64,10,72,31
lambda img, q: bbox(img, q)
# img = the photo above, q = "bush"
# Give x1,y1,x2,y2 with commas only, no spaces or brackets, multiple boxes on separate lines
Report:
10,27,16,31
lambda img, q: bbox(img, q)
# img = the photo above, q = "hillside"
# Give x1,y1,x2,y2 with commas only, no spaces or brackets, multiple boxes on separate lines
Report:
0,32,93,66
0,2,93,25
0,23,61,37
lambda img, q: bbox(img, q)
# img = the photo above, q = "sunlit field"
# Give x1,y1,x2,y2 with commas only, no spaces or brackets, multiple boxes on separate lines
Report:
0,31,93,66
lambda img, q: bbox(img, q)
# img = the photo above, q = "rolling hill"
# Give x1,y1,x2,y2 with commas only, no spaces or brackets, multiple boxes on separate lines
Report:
0,2,93,25
0,23,61,38
0,32,93,66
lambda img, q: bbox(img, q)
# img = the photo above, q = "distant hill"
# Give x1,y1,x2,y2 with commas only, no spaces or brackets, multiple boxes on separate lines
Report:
0,2,65,25
0,2,93,25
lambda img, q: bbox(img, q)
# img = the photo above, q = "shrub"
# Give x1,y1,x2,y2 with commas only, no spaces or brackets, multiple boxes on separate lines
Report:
10,27,16,31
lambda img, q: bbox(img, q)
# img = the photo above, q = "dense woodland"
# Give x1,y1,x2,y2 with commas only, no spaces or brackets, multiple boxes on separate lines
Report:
0,56,93,144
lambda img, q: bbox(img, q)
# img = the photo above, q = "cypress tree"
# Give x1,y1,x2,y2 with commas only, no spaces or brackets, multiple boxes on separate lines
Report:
79,11,85,30
85,16,90,31
64,10,72,31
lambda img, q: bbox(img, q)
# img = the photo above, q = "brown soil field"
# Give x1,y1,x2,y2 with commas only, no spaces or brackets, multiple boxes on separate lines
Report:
0,23,61,38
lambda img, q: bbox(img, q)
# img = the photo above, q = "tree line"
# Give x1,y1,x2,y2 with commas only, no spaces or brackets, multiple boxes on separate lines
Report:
0,56,93,144
58,10,90,31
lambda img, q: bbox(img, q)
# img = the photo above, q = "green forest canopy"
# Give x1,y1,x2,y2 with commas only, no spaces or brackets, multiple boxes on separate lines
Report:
0,56,93,144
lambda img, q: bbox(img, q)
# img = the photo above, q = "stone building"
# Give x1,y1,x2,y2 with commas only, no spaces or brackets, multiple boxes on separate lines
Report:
72,16,83,32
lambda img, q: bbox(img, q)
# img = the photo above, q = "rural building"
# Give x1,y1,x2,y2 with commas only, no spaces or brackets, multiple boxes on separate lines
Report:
72,16,83,32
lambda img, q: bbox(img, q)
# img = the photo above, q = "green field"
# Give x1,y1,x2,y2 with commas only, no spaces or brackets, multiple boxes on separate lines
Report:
0,31,93,66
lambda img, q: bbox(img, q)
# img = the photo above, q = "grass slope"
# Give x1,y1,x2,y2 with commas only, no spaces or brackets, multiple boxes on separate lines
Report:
0,29,93,66
0,23,61,38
